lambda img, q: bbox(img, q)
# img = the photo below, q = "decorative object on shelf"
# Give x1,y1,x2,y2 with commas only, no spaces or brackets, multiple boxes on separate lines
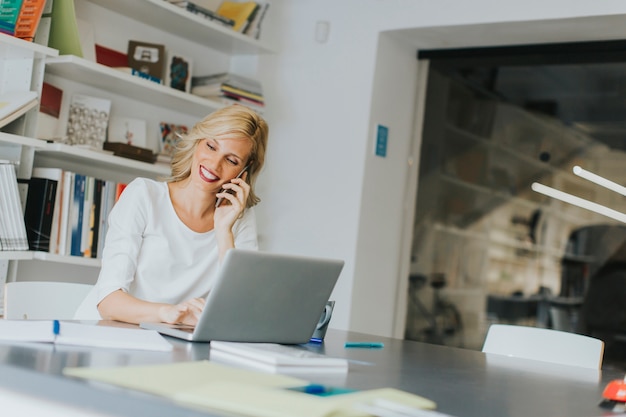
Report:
165,50,192,93
65,93,111,150
127,40,166,84
48,0,83,56
158,122,187,160
35,81,63,140
108,117,147,148
94,43,127,67
103,142,157,164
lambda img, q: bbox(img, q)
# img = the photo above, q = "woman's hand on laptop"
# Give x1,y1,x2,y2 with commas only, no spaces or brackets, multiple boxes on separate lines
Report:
160,297,206,325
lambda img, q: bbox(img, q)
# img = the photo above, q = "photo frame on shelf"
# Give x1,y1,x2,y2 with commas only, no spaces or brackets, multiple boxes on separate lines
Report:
159,122,188,158
127,40,166,83
108,117,147,148
165,51,192,93
65,94,111,150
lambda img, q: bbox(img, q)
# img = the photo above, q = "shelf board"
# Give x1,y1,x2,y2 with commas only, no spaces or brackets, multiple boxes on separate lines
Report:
38,142,170,176
84,0,274,55
0,132,46,148
0,33,58,59
45,55,223,117
32,252,101,267
0,251,33,260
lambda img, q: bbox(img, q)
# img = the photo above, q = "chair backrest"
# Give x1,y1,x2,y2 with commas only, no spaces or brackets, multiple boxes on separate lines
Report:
482,324,604,370
3,281,94,320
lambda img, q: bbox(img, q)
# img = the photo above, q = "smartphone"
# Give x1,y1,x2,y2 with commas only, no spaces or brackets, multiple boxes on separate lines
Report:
215,163,251,208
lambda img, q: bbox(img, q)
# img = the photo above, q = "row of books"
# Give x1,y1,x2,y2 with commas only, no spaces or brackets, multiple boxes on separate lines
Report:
0,0,47,42
166,1,270,39
191,72,264,112
0,162,28,251
23,167,126,259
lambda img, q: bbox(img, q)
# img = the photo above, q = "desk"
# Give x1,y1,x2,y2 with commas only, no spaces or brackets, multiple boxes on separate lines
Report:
0,325,621,417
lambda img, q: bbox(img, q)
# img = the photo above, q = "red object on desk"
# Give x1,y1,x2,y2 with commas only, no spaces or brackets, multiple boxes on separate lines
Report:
603,378,626,402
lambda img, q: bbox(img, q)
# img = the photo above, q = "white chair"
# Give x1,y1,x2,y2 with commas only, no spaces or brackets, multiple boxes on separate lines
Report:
482,324,604,370
3,281,94,320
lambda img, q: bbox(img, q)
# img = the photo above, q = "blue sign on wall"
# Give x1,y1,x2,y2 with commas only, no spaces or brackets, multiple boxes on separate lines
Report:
375,124,388,157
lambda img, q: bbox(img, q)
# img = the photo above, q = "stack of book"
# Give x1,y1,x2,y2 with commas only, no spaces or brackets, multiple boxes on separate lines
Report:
216,1,269,38
166,1,236,29
191,72,264,112
165,0,270,39
23,167,127,258
0,0,47,42
0,162,29,251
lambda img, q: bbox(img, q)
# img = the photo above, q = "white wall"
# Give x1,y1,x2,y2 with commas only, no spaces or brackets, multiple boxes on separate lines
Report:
254,0,626,337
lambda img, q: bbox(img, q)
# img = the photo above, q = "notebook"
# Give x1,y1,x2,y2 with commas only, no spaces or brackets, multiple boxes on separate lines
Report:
140,249,344,344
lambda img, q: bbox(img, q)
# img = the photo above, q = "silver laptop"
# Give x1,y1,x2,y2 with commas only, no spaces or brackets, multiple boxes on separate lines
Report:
140,249,343,344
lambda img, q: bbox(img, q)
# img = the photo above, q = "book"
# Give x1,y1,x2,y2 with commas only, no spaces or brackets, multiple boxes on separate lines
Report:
89,178,102,258
24,177,56,252
32,0,52,46
32,168,64,255
0,90,38,130
192,72,262,95
0,163,29,250
58,170,73,256
0,320,173,351
127,40,166,83
181,1,235,28
0,0,23,35
216,1,258,33
14,0,46,41
80,175,94,256
66,94,111,149
243,1,269,39
69,173,85,256
35,82,63,141
191,72,264,105
209,342,349,374
95,44,127,68
165,51,192,93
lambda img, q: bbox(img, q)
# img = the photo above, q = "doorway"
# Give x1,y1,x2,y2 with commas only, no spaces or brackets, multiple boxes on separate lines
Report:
405,40,626,351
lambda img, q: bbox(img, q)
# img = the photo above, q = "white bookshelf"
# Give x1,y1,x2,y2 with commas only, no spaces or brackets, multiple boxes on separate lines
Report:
0,1,274,285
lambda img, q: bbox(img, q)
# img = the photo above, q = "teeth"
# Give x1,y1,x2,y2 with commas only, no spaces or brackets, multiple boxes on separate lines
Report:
201,166,217,180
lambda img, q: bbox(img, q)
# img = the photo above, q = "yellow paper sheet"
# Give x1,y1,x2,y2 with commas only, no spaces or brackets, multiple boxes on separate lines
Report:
64,360,437,417
63,360,306,398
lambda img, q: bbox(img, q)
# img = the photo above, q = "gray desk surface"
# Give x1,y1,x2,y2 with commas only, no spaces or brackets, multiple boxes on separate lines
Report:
0,324,622,417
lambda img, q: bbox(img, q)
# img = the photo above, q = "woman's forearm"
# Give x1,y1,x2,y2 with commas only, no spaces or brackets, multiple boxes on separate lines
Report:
97,290,169,324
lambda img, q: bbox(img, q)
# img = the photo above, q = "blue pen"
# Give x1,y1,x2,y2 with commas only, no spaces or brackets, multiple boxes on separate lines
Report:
53,320,60,342
344,342,384,349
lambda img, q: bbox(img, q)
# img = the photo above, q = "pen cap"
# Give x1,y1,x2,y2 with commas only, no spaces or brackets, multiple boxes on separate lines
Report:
311,300,334,341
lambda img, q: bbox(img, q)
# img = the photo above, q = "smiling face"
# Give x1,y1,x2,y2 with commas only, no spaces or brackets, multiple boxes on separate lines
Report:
191,137,253,192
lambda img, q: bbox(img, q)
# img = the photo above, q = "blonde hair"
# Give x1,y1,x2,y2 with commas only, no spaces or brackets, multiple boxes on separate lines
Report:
166,104,268,208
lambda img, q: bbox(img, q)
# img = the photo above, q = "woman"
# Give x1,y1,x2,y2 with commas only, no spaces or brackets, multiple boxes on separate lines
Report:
74,104,268,325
